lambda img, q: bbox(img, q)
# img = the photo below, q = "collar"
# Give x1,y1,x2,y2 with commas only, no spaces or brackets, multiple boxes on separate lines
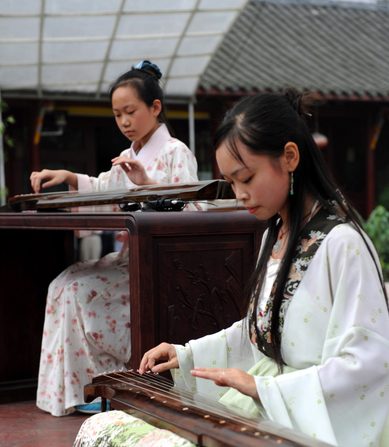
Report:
130,124,170,162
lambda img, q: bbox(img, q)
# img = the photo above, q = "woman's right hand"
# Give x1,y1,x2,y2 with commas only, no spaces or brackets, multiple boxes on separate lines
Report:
30,169,77,193
111,156,155,186
138,342,178,374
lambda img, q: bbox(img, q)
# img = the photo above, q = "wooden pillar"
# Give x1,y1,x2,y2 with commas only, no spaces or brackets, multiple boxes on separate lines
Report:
366,143,375,216
31,105,45,171
31,101,54,172
367,111,384,215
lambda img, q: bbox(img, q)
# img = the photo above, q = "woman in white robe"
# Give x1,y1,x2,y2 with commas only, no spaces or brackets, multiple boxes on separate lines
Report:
75,91,389,446
29,61,199,417
170,222,389,446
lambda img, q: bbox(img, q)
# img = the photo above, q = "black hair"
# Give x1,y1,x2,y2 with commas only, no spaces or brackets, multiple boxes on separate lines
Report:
214,89,388,370
109,60,167,125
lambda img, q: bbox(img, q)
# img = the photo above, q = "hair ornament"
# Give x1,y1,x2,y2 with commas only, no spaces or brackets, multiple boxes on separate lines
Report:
133,60,162,80
283,88,309,119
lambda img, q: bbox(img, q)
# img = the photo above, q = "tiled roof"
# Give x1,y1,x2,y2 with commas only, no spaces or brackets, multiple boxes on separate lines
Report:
198,0,389,100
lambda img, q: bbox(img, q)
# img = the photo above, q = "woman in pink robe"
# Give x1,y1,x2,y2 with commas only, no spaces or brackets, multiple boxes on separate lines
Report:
29,60,199,416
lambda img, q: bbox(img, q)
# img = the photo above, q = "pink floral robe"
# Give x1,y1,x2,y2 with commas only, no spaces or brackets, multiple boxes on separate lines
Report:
37,124,199,416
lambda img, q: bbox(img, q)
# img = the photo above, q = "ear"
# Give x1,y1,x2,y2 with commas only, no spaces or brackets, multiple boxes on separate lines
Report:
151,99,162,117
282,141,300,173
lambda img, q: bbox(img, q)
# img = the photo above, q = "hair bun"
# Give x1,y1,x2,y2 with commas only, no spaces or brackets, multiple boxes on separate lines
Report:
133,60,162,80
284,88,306,117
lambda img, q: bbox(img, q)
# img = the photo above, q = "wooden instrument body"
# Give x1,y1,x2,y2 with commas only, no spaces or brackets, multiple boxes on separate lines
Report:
84,371,331,447
7,180,234,211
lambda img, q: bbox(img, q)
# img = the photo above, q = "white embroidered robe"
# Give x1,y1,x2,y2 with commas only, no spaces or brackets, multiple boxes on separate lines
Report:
174,224,389,447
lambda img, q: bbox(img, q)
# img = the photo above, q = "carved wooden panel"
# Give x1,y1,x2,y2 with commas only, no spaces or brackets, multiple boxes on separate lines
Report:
155,235,255,344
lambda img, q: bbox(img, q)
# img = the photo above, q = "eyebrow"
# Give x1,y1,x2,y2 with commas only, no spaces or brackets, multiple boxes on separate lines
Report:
222,165,249,179
112,103,135,111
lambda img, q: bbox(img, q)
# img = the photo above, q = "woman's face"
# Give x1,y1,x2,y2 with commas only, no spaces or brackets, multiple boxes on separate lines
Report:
112,85,160,146
216,140,291,221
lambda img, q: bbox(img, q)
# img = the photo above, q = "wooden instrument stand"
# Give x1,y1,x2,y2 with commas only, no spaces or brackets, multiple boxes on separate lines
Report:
0,209,265,403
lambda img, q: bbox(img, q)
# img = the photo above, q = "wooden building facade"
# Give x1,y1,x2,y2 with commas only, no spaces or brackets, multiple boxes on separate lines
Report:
3,0,389,218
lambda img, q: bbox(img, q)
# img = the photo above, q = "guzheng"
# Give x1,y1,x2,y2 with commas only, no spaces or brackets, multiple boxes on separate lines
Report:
84,370,331,447
8,180,234,211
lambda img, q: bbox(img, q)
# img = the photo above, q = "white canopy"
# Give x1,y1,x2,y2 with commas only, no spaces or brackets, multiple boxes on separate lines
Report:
0,0,248,99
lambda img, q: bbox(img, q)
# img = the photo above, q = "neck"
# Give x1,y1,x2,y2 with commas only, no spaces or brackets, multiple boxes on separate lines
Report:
277,195,320,238
133,122,160,153
273,196,320,257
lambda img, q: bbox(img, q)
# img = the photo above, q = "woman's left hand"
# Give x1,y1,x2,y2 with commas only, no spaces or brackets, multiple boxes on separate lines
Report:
191,367,259,400
111,156,156,186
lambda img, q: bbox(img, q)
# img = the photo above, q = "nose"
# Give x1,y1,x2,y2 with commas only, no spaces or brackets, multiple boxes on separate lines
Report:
234,185,248,201
121,116,130,127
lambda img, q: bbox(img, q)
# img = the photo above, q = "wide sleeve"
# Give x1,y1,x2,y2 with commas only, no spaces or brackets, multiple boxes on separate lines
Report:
76,156,132,194
255,227,389,446
72,149,133,213
172,319,254,399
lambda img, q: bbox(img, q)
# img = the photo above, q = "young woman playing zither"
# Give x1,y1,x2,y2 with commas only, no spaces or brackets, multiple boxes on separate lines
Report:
30,60,200,417
75,90,389,447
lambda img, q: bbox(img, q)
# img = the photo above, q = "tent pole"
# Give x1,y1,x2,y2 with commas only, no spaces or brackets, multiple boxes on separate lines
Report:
188,100,195,155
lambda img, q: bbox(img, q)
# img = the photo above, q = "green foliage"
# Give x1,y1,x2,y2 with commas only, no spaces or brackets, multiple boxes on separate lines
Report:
364,205,389,282
0,101,15,147
0,115,15,147
377,186,389,212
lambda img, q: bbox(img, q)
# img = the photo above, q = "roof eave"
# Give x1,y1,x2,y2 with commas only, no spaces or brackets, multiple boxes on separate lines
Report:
196,86,389,103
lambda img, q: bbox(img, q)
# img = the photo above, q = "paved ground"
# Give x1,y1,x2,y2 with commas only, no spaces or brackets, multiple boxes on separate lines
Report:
0,401,88,447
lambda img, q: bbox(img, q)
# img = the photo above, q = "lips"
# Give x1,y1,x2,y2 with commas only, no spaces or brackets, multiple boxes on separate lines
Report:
247,206,259,214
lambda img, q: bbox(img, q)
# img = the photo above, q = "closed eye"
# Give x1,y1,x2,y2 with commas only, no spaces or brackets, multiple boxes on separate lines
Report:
242,176,253,184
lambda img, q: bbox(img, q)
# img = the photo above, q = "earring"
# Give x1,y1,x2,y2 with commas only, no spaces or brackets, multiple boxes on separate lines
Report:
290,172,294,196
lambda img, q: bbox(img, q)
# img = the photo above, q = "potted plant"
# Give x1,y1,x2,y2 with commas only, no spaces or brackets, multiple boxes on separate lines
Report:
364,205,389,293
